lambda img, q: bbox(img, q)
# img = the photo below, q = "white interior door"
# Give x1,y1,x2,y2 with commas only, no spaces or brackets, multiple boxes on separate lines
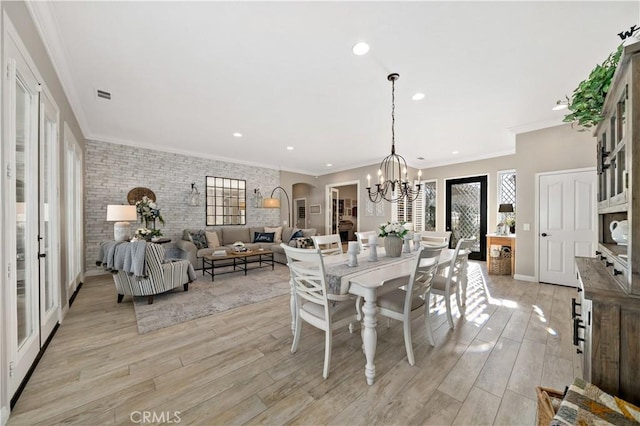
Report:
539,169,597,286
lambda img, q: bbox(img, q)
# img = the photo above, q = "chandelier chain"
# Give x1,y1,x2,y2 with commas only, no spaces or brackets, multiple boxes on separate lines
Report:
391,77,395,154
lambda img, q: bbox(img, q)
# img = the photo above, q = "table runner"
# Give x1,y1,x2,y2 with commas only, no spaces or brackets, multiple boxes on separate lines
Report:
324,251,417,294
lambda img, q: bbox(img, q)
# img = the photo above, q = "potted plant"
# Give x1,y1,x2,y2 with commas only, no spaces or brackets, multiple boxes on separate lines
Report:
563,45,623,130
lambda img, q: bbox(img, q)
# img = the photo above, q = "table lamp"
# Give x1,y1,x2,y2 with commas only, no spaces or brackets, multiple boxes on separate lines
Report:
107,205,137,241
498,203,514,235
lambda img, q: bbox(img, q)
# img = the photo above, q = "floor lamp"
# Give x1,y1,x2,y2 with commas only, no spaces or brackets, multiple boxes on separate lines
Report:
263,186,291,226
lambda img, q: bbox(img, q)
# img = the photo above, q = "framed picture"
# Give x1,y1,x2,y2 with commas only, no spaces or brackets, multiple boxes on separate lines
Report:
347,208,352,216
309,204,321,215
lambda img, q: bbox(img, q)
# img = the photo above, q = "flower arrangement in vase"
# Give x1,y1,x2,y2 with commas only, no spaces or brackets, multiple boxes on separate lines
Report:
505,217,516,234
135,196,165,230
133,227,162,241
378,221,408,257
378,221,409,239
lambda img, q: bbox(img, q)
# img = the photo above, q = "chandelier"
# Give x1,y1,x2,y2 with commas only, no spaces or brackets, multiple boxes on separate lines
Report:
367,73,422,203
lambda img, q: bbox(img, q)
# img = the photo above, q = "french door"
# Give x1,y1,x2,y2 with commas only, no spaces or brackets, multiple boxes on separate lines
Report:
445,176,488,260
4,24,60,399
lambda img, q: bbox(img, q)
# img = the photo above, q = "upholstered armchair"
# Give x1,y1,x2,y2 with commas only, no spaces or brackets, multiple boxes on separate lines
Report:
112,243,193,304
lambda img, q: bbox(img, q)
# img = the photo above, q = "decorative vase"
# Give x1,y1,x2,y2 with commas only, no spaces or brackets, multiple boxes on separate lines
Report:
384,235,403,257
509,225,516,234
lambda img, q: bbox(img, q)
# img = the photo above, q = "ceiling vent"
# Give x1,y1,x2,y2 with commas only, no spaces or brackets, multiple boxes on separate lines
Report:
96,89,111,100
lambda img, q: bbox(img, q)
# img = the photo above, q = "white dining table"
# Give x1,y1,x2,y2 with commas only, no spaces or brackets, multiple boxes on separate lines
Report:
322,247,455,385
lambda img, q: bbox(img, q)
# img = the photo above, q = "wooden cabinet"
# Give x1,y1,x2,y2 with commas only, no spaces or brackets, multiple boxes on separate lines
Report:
575,258,640,405
595,42,640,295
573,42,640,405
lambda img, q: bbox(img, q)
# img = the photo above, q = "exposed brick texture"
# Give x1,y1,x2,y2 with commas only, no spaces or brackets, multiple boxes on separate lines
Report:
85,140,279,272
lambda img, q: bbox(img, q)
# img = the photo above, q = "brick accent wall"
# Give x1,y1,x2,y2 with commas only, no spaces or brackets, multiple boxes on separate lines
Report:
85,140,279,272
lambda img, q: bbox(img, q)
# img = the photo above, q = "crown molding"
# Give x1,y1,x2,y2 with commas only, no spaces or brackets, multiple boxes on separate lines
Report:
25,1,90,136
508,117,565,135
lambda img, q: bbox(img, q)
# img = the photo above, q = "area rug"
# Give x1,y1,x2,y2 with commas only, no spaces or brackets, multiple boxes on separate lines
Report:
132,264,291,334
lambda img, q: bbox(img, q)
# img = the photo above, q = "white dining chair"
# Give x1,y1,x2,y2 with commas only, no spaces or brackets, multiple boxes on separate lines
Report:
283,244,358,379
311,234,343,256
431,237,475,329
419,231,452,247
355,230,378,251
376,245,444,365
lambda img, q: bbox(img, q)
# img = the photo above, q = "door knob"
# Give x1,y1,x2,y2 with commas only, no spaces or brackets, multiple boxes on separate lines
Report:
541,233,550,237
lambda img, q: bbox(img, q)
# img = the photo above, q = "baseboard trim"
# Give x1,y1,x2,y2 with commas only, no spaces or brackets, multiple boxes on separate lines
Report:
513,274,537,282
68,281,83,307
1,405,10,426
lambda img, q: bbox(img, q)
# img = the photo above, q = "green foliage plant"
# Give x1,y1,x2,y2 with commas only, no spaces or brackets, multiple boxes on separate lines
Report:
563,45,623,130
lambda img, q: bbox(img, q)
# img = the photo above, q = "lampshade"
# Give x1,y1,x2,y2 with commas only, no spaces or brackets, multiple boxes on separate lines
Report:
262,198,281,209
107,205,137,221
106,205,137,242
498,203,514,213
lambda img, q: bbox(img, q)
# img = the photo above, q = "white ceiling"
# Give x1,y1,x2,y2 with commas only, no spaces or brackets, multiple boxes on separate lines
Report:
30,1,638,175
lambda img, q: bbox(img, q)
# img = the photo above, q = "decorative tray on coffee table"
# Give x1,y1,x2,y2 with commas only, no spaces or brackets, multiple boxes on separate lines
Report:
230,250,253,255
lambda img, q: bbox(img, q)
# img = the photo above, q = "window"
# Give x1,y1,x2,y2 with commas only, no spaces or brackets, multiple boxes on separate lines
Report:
394,180,436,232
423,181,437,231
498,170,516,207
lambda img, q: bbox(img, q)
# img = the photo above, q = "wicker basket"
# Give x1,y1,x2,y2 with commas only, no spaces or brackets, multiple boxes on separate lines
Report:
489,256,511,275
536,386,564,426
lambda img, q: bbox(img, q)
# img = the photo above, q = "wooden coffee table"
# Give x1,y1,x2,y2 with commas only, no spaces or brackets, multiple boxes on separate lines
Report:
202,249,274,281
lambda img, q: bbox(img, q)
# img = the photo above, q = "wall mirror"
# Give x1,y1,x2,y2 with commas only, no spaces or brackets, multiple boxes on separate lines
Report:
206,176,247,225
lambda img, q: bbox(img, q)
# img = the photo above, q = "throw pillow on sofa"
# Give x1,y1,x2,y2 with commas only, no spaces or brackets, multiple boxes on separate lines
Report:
254,232,275,243
265,226,283,242
190,231,208,249
205,231,220,248
290,229,303,241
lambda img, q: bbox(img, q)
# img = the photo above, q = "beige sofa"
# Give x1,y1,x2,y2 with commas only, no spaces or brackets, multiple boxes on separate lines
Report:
175,226,316,269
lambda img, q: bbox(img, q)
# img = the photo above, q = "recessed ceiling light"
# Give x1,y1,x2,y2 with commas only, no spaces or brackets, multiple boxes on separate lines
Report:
233,132,242,138
286,146,294,150
326,163,333,167
552,100,568,111
412,93,425,101
452,151,459,155
352,42,370,56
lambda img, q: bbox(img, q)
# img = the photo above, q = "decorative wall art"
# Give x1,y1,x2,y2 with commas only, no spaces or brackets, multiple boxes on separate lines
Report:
127,187,156,205
365,200,374,217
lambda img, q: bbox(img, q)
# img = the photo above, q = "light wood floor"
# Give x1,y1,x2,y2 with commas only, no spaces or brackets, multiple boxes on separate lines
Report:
8,262,580,425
